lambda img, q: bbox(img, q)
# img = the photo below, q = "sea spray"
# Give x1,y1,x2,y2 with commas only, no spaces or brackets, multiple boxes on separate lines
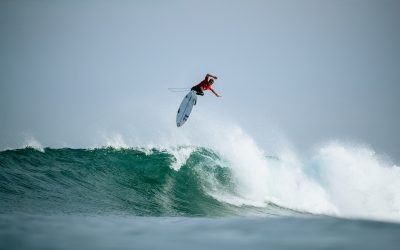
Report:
196,124,336,214
312,142,400,220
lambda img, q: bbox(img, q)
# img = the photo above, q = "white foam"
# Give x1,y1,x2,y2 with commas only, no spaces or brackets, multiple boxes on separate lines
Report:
102,133,128,149
162,146,196,171
206,125,400,221
199,124,336,215
313,142,400,221
162,117,400,221
137,145,195,170
23,137,45,152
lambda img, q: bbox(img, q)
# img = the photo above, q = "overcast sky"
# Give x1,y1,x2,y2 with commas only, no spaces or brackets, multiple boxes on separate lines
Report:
1,0,399,161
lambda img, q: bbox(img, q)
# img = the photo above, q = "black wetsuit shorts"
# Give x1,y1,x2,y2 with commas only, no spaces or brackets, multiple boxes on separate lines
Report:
191,85,204,96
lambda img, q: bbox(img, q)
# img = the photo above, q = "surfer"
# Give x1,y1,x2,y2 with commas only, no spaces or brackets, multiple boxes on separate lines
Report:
191,74,221,97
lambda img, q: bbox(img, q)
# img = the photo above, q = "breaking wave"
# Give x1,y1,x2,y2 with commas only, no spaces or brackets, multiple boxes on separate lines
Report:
1,131,399,221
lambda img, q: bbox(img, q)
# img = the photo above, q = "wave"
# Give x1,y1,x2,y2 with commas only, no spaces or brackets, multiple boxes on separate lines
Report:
1,127,399,221
0,147,293,216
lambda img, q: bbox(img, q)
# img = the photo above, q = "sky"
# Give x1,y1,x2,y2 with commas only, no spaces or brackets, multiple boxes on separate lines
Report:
0,0,399,161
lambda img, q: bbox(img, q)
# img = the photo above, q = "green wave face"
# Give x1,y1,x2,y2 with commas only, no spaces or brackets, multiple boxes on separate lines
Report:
0,147,281,216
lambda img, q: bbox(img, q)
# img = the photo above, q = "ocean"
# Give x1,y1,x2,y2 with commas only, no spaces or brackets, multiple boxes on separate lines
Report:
1,145,399,249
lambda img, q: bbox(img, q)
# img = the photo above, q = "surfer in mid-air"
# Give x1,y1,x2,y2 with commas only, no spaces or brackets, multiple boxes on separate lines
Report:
176,73,220,127
191,74,221,97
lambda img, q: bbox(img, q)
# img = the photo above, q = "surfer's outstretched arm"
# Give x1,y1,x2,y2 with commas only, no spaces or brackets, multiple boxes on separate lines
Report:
210,88,221,97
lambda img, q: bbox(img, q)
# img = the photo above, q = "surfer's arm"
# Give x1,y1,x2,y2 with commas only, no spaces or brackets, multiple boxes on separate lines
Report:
209,87,221,97
205,74,218,80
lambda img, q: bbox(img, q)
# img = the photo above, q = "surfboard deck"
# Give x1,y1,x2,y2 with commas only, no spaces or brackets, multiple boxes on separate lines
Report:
176,90,197,127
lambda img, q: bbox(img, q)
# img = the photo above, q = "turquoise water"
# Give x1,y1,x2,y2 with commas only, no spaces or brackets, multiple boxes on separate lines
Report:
0,147,292,216
1,147,399,249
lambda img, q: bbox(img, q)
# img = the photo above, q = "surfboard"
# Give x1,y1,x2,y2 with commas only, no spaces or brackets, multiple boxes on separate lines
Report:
176,90,197,127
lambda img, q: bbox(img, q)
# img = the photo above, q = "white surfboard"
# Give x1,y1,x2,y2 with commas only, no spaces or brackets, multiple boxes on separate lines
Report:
176,90,197,127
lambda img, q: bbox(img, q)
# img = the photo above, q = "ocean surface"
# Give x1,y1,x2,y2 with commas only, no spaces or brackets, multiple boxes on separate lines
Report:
1,146,400,250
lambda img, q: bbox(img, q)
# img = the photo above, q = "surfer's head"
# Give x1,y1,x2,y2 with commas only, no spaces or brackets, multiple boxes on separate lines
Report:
208,78,214,85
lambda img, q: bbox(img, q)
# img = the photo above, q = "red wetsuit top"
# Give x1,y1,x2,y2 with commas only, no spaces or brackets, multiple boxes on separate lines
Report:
191,75,219,96
195,75,214,91
198,81,213,91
